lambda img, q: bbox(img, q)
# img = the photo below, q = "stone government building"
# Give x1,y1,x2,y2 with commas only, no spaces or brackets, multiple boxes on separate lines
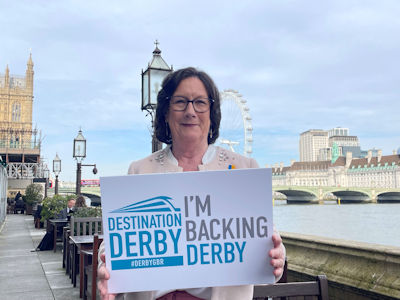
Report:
0,54,43,198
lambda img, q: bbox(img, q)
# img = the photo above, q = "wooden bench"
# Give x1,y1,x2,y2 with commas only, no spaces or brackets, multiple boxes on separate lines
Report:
68,217,102,287
253,275,329,300
82,234,103,300
70,216,102,236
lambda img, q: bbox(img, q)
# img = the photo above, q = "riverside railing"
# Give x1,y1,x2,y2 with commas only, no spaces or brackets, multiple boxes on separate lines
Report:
281,232,400,299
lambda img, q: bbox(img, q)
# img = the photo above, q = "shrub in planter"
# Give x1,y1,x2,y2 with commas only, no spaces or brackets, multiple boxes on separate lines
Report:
24,183,43,206
40,194,70,222
73,206,102,218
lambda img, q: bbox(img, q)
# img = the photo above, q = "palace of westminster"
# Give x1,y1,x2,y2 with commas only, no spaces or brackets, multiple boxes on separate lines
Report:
1,55,399,196
0,54,43,197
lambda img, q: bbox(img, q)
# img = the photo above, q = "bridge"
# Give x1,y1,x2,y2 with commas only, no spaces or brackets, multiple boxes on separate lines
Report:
48,186,101,205
273,186,400,204
49,185,400,205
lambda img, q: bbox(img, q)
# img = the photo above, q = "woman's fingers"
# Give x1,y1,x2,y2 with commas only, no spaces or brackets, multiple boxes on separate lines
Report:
268,232,285,279
97,253,117,300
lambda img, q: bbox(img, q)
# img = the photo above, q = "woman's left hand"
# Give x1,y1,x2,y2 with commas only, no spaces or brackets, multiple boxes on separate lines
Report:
268,231,285,281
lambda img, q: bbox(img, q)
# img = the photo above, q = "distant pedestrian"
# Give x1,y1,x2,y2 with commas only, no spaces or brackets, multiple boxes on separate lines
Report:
14,191,25,214
14,191,21,202
75,195,87,208
37,198,75,251
58,198,76,219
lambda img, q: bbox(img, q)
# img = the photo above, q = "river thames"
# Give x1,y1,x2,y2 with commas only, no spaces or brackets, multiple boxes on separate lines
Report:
273,201,400,248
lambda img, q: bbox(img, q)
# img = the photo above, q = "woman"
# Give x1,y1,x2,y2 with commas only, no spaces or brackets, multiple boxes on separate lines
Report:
98,67,285,300
75,195,87,208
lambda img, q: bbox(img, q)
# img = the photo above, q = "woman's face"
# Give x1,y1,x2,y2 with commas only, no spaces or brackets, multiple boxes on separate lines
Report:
166,77,211,146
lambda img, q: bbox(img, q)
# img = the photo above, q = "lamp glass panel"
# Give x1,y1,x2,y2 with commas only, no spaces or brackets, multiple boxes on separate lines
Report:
149,69,168,105
74,140,86,157
53,160,61,173
142,71,149,108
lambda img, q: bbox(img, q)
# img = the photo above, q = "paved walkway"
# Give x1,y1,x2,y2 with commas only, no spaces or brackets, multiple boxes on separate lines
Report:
0,214,80,299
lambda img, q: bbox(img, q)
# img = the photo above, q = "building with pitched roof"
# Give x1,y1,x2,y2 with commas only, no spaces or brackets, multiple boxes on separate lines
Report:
272,150,400,188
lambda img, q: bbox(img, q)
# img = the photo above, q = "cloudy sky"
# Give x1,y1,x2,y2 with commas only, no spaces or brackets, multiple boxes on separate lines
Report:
1,0,399,181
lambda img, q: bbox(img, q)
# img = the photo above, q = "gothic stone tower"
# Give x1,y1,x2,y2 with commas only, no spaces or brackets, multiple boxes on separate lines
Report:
0,54,41,196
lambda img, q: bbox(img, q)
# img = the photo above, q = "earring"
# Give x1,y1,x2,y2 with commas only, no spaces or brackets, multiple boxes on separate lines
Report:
209,127,213,139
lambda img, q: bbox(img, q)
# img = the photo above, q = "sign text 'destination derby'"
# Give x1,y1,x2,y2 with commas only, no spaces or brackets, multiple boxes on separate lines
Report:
107,195,269,270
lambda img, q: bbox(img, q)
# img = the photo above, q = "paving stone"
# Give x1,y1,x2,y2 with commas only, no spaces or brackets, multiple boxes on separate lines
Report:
46,271,75,289
0,273,49,294
53,287,80,300
1,289,54,300
0,255,43,278
0,214,80,300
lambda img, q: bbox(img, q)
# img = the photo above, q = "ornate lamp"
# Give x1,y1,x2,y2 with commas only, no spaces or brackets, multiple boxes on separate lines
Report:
73,129,86,195
72,129,97,195
43,165,49,198
53,153,61,195
73,129,86,161
141,40,173,152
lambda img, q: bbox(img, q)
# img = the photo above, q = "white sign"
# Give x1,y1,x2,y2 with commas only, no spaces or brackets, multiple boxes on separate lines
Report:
100,168,274,293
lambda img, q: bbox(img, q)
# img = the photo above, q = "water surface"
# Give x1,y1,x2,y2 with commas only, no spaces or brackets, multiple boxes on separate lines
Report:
273,202,400,247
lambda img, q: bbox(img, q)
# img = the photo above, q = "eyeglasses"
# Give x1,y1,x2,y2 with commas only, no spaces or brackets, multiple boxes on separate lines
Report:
169,96,214,113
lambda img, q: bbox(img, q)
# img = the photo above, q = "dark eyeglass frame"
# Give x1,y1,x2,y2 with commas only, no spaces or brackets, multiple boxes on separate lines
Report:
168,96,214,113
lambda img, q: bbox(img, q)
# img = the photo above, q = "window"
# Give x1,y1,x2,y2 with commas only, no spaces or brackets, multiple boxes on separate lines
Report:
12,102,21,122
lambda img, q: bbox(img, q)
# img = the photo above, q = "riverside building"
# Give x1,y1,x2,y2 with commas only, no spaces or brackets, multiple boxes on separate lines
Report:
271,150,400,188
300,127,375,162
0,54,42,197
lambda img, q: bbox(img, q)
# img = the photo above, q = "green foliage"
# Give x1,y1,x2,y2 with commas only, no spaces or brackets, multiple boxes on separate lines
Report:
73,206,102,218
40,194,69,221
40,194,101,221
24,183,43,205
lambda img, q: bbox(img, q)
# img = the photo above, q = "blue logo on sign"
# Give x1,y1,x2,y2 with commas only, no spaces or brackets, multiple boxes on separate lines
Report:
110,196,181,213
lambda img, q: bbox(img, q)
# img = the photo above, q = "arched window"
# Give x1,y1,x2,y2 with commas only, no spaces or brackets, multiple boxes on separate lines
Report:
12,102,21,122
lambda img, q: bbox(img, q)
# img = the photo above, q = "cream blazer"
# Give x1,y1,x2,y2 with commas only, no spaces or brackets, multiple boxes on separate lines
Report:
99,146,272,300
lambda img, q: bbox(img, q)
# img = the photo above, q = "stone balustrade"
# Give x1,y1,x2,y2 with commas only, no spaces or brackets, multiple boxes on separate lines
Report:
281,232,400,299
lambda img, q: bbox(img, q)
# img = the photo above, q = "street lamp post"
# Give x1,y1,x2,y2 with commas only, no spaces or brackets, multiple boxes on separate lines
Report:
73,129,98,195
73,129,86,195
43,166,49,199
141,40,173,153
53,153,61,195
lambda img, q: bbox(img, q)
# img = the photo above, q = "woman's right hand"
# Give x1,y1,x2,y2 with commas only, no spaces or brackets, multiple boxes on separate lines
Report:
98,253,117,300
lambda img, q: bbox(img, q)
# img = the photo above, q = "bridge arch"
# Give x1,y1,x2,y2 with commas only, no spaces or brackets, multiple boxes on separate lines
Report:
81,193,101,206
331,190,370,203
275,189,319,204
376,192,400,203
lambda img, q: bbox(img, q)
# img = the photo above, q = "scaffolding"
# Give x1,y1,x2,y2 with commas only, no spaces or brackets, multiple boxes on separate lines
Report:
0,127,42,179
0,127,40,150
